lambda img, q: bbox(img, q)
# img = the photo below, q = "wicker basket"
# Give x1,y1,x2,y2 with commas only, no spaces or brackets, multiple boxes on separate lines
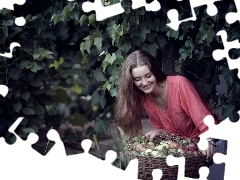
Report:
124,133,212,180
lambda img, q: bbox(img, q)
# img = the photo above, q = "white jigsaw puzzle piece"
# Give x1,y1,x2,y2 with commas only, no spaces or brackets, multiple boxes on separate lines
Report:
0,42,21,58
166,155,209,180
212,30,240,79
46,128,67,157
225,0,240,25
198,111,240,179
167,0,222,31
65,139,139,180
131,0,161,12
0,0,26,10
82,0,125,21
0,84,9,97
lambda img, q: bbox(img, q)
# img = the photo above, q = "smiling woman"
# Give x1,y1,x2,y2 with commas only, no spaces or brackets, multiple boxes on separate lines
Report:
114,49,219,162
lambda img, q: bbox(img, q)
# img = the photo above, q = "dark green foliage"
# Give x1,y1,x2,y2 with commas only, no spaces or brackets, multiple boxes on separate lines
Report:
0,0,239,146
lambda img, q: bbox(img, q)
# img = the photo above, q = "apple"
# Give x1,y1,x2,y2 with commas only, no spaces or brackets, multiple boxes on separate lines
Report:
152,150,159,157
169,142,180,149
136,144,144,151
188,143,198,150
193,151,199,157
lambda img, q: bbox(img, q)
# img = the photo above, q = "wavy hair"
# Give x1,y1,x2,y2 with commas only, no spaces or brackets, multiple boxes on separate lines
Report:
114,50,167,137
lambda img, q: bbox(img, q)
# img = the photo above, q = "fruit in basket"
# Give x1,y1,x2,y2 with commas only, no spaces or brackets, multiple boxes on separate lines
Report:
136,144,144,151
169,141,180,149
188,143,198,150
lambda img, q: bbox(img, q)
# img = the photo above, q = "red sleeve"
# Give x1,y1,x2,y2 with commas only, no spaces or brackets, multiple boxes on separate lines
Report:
178,76,217,133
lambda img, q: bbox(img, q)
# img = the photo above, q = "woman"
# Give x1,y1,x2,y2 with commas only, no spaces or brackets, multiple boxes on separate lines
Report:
115,50,219,161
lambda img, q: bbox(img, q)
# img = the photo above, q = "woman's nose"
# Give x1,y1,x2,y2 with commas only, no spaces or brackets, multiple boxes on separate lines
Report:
141,78,148,85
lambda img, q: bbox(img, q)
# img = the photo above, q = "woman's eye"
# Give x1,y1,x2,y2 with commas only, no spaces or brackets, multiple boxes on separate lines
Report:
146,74,152,78
134,78,141,81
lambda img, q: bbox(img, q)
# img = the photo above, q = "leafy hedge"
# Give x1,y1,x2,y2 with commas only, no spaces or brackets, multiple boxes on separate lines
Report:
0,0,239,146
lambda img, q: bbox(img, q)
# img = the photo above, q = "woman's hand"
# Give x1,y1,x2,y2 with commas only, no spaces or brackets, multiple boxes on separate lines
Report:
145,129,167,141
201,142,218,162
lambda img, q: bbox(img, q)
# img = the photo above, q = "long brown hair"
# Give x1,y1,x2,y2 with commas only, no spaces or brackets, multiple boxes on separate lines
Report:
114,50,167,137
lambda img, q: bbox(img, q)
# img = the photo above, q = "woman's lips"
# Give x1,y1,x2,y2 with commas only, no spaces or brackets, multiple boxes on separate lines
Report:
142,83,152,89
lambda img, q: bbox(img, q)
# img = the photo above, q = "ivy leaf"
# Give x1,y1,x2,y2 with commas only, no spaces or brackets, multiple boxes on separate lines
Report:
63,5,70,19
54,14,62,26
110,89,117,97
94,69,107,82
140,24,150,42
94,117,110,134
88,14,96,27
21,91,31,101
94,36,102,50
2,20,14,26
79,14,88,26
20,61,33,69
2,26,8,37
222,104,235,120
31,62,43,73
22,127,36,133
33,104,45,115
13,103,22,113
68,113,88,127
91,91,101,107
142,41,159,57
22,107,35,115
157,35,167,50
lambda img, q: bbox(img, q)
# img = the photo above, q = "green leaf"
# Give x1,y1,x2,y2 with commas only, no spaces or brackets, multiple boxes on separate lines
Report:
94,117,110,134
21,91,31,101
22,107,35,115
32,117,44,125
13,103,22,113
20,61,33,69
22,127,36,133
33,104,45,115
2,26,8,37
94,36,102,50
31,62,43,73
29,80,43,87
2,20,14,26
222,104,235,119
110,88,117,97
54,14,62,26
142,41,159,57
79,14,88,26
68,113,88,127
63,5,69,19
140,24,150,42
157,35,167,50
88,14,96,27
91,91,101,107
94,69,107,82
105,53,116,65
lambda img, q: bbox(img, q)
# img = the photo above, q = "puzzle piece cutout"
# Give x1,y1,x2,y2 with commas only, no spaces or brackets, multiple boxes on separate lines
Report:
82,0,125,21
81,0,169,21
167,155,210,180
0,116,141,180
167,0,222,30
198,112,240,180
0,42,21,58
212,30,240,79
0,85,9,97
225,0,240,25
0,1,26,58
0,0,26,11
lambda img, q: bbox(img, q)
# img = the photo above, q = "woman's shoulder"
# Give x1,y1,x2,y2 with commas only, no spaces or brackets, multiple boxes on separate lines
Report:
168,75,190,84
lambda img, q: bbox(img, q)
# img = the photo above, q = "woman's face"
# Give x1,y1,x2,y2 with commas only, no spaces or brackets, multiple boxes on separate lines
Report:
131,65,156,94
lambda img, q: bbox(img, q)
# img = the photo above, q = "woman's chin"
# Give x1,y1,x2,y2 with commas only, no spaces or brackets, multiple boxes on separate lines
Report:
141,88,153,94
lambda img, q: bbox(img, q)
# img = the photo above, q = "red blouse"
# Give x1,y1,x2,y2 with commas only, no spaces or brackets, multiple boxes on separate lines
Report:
142,75,218,139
